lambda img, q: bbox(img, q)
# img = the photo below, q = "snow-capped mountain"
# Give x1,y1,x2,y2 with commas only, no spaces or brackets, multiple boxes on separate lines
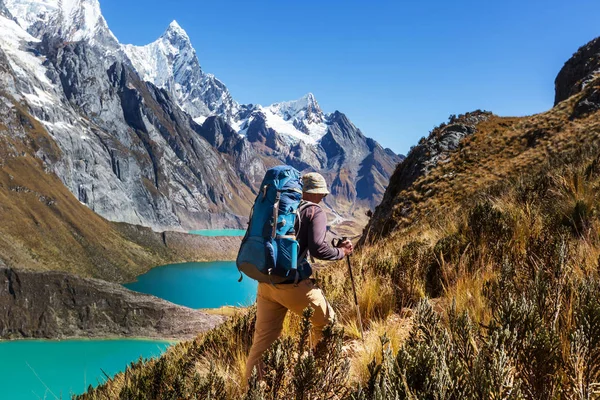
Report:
234,93,328,145
0,0,402,234
123,20,239,123
0,0,257,231
121,21,335,146
5,0,118,48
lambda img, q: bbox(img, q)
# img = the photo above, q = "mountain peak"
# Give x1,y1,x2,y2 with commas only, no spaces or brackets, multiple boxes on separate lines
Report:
301,92,317,104
162,19,190,42
169,20,182,30
5,0,117,45
270,93,322,119
294,92,319,109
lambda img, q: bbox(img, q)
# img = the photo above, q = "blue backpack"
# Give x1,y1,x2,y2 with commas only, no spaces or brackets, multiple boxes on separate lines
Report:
237,165,304,284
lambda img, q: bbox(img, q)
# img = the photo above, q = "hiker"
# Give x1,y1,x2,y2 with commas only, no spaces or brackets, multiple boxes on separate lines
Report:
244,172,353,379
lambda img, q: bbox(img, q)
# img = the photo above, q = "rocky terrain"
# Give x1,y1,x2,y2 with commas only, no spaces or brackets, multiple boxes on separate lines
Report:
554,36,600,106
0,267,224,339
365,110,492,239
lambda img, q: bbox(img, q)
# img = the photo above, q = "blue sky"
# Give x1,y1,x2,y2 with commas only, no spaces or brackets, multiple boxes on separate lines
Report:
101,0,600,155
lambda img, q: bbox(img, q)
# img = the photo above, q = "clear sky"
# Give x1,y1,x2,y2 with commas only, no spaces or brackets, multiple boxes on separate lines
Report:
100,0,600,155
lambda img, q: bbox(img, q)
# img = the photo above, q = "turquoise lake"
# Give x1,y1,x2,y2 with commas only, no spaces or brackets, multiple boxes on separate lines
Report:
2,239,258,399
0,339,172,399
189,228,246,236
124,261,257,308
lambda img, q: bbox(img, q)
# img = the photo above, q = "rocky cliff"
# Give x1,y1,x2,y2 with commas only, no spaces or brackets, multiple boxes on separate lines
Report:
555,36,600,106
0,267,224,339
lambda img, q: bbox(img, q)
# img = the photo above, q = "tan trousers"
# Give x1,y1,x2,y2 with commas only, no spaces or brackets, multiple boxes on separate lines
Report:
245,279,335,380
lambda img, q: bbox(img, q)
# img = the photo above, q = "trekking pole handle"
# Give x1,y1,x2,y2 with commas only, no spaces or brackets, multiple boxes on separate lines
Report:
331,236,348,248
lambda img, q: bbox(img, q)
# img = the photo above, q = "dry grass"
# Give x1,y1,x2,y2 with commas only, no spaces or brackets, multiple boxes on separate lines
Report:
349,313,413,385
79,70,600,399
440,269,495,327
201,306,241,317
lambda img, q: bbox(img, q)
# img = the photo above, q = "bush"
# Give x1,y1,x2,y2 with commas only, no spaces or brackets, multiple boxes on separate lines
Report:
467,201,513,254
348,251,600,400
392,240,432,305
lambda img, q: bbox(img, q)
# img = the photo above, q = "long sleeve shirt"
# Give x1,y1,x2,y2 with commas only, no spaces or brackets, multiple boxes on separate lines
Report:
290,201,344,282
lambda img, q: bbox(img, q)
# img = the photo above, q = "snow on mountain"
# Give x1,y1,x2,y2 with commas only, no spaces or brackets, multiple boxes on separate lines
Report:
270,93,324,126
123,21,192,90
3,0,58,30
5,0,118,46
233,93,328,145
0,8,57,104
265,93,328,140
122,20,238,121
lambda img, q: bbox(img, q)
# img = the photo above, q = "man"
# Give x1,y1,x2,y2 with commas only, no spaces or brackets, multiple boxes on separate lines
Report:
245,172,353,379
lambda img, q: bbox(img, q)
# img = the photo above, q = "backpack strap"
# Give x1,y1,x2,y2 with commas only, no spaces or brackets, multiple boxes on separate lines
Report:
271,190,281,238
296,200,321,263
237,203,256,283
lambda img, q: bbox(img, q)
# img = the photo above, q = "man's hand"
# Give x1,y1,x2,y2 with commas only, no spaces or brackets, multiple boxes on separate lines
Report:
340,239,353,256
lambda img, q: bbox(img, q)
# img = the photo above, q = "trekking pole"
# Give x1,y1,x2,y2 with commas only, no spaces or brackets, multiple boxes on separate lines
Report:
333,237,365,343
347,254,365,343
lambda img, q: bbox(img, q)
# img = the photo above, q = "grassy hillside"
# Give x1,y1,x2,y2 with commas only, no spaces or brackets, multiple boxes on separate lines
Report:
78,47,600,398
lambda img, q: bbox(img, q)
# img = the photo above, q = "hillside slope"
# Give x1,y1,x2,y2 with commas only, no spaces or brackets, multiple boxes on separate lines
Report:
0,70,240,281
79,35,600,399
365,95,600,242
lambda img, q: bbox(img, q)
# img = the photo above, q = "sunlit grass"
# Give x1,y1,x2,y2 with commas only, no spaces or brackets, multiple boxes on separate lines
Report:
78,78,600,399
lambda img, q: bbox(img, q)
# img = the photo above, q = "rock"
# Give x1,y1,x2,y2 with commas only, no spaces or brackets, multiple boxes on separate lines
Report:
196,115,268,189
555,36,600,106
570,87,600,120
35,38,255,230
0,267,225,339
245,112,286,152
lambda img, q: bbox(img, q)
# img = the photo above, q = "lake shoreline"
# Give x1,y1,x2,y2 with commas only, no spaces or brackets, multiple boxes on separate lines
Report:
0,267,226,341
0,305,246,343
124,261,257,309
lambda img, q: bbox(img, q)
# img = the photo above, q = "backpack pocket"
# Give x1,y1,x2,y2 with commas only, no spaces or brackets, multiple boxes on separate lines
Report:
271,236,299,278
237,236,268,273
